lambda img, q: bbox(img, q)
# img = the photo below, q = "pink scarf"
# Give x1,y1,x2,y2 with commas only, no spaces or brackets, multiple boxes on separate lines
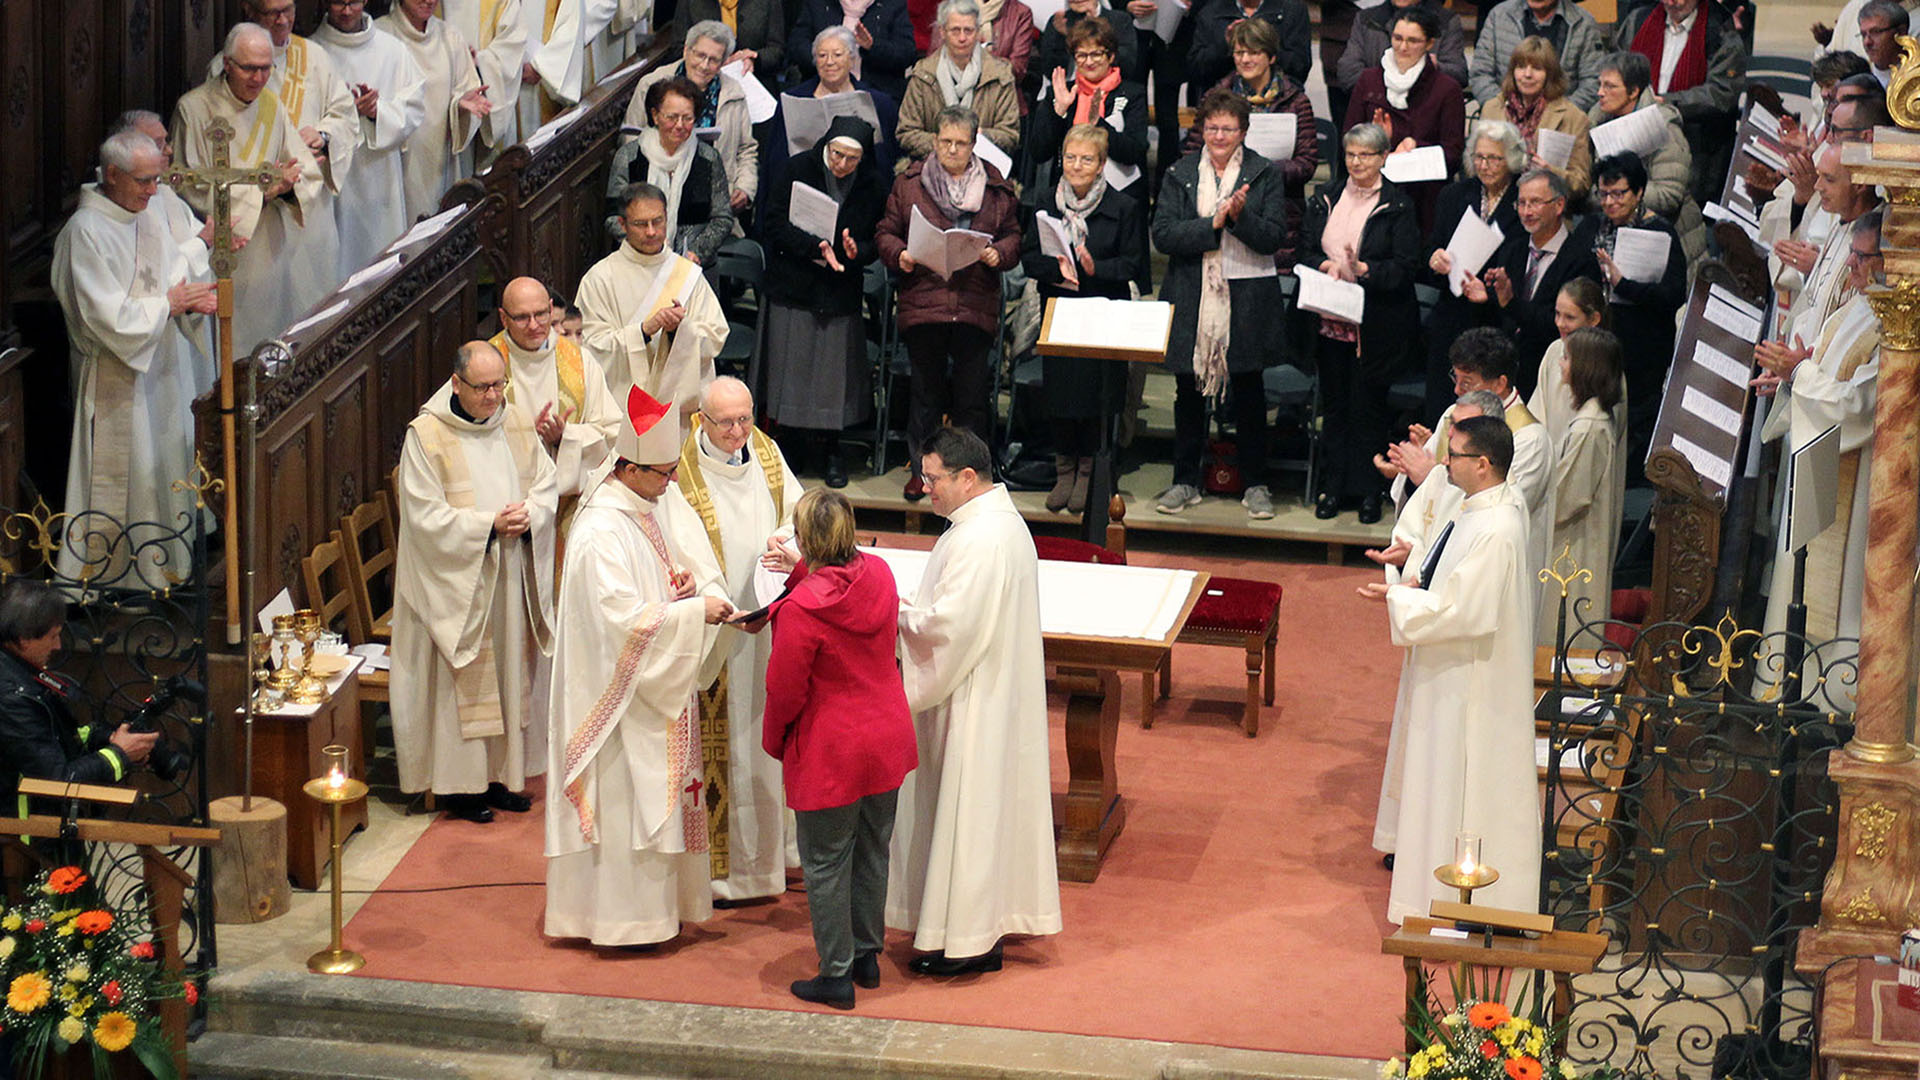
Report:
1316,178,1381,340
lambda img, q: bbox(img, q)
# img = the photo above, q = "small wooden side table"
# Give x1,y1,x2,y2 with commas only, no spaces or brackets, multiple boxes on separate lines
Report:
1382,912,1607,1055
252,666,368,890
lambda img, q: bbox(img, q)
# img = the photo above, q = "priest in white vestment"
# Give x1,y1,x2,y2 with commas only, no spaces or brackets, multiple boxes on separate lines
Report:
110,111,219,400
52,132,218,589
391,342,556,823
576,182,727,425
545,388,736,947
889,427,1062,974
667,377,803,903
1783,143,1882,346
170,24,325,356
377,0,490,223
513,0,604,133
313,2,429,277
439,0,527,161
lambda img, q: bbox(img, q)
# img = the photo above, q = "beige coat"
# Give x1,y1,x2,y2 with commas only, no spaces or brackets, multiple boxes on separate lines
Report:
625,66,760,206
1484,92,1592,199
895,51,1021,167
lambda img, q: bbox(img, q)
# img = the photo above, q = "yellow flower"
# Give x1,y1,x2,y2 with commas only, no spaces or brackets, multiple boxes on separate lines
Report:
1559,1063,1579,1079
93,1011,136,1053
1527,1034,1545,1057
2,913,21,931
0,937,15,960
64,962,88,983
54,923,75,938
8,972,51,1013
1380,1058,1405,1079
56,1015,84,1045
1407,1059,1429,1079
66,1001,86,1018
57,983,76,1002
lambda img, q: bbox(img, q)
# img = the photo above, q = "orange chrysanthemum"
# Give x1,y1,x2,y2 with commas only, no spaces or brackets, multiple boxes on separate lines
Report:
1469,1002,1512,1029
1505,1057,1543,1080
71,911,111,936
46,868,87,895
8,972,50,1014
92,1011,136,1053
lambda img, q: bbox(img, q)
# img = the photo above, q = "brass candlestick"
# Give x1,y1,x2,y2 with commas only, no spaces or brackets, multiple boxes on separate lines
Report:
1433,862,1501,905
304,745,367,974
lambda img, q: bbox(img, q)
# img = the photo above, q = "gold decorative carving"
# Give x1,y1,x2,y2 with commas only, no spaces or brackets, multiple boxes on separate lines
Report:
1539,543,1593,600
1853,802,1898,859
170,452,224,512
1887,34,1920,129
1869,278,1920,351
0,499,68,573
1839,890,1887,926
1671,611,1762,698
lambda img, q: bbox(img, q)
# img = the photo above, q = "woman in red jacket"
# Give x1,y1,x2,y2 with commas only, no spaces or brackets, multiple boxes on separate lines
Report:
761,489,918,1010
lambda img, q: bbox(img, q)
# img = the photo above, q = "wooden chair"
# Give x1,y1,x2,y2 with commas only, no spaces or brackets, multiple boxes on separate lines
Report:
302,531,392,773
338,498,397,645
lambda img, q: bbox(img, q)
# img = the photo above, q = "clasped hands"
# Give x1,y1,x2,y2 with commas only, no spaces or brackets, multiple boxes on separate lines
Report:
667,566,736,625
1750,334,1810,396
643,300,687,336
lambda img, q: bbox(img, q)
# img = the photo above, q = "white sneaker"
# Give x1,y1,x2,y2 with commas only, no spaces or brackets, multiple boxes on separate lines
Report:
1242,485,1275,520
1156,484,1203,514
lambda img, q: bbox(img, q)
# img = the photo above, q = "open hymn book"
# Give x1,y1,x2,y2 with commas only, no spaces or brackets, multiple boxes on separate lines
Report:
907,206,993,278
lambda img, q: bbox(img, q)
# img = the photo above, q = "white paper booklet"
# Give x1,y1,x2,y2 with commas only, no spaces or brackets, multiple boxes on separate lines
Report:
973,134,1014,178
1133,0,1189,42
1535,128,1576,170
721,61,779,122
1442,210,1504,297
1589,106,1667,161
1245,112,1297,163
1382,145,1447,184
790,182,840,243
1293,264,1365,323
780,90,880,156
1610,227,1671,283
1035,211,1073,260
907,205,991,278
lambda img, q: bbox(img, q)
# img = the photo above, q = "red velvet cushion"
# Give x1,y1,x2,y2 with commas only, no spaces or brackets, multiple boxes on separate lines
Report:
1033,536,1127,565
1185,577,1283,633
1610,588,1652,622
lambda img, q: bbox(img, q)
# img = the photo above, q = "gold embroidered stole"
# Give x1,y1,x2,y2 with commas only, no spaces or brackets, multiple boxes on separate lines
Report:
674,420,785,880
236,87,283,166
278,38,311,130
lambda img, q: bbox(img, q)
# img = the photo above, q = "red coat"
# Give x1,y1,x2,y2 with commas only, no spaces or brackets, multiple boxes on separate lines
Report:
762,552,918,812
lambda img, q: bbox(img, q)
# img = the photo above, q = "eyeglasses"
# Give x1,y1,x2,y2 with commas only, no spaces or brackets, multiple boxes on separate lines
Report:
701,412,754,431
636,462,679,479
1516,196,1562,209
1073,50,1112,62
455,372,510,394
1596,187,1634,202
1447,450,1485,462
228,61,275,76
502,308,550,324
936,137,972,150
1202,125,1243,136
250,4,297,21
1345,150,1384,160
1472,153,1507,165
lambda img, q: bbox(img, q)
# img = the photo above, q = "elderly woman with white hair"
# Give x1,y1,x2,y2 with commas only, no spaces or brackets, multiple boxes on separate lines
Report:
788,0,919,100
1416,118,1525,418
625,21,759,218
765,25,904,201
895,0,1022,165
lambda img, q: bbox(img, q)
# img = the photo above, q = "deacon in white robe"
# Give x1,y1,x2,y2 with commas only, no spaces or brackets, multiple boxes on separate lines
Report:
109,110,219,400
313,4,429,277
665,377,804,903
439,0,527,161
170,24,325,356
377,0,488,223
576,183,727,424
1361,415,1541,925
889,427,1062,972
545,389,735,947
51,133,218,589
391,342,556,821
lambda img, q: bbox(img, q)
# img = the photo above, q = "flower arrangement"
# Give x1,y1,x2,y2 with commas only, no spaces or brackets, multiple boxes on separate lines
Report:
0,864,189,1080
1380,999,1570,1080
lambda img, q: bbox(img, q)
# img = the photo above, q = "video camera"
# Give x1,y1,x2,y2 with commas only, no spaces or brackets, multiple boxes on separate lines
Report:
124,675,202,782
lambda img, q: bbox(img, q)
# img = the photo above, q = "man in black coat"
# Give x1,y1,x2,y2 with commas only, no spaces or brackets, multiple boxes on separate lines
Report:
1466,168,1600,398
0,581,154,813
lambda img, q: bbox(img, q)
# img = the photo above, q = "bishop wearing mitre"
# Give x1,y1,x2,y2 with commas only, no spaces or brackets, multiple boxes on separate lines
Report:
546,387,735,948
392,341,556,825
313,0,429,276
51,131,218,588
439,0,527,163
576,182,727,421
377,0,491,223
170,23,323,355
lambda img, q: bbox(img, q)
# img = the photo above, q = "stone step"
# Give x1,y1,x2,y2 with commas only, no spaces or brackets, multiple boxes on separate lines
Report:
189,1032,553,1080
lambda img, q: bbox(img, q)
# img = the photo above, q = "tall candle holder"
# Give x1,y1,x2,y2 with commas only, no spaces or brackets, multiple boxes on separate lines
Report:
303,745,367,974
1433,831,1499,904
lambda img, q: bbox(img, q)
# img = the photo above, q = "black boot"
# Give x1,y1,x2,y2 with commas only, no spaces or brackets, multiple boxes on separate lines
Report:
790,975,855,1008
823,435,848,488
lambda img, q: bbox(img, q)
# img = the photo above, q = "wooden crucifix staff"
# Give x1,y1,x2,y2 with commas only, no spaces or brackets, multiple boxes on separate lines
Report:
164,117,280,645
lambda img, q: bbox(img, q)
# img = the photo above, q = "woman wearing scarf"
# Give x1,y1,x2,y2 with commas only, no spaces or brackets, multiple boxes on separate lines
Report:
607,78,734,266
1035,0,1140,102
1303,122,1420,525
1419,119,1525,418
896,0,1022,166
1182,18,1319,267
876,106,1022,499
1482,36,1592,202
1149,90,1287,520
788,0,918,100
1030,19,1146,223
1342,5,1462,237
763,26,903,216
1020,124,1143,513
1614,0,1745,205
626,22,760,221
761,117,888,488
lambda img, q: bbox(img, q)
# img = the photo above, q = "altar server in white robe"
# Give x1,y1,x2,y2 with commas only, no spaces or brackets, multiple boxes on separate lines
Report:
171,24,324,356
377,0,490,223
576,182,727,424
1543,328,1626,641
1755,210,1882,667
110,111,219,399
889,426,1062,975
1361,415,1540,924
314,0,429,277
1367,391,1504,866
52,132,218,588
668,377,803,903
545,387,735,947
439,0,527,161
392,341,556,824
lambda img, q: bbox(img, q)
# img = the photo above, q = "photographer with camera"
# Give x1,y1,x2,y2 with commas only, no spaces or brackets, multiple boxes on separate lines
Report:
0,581,155,810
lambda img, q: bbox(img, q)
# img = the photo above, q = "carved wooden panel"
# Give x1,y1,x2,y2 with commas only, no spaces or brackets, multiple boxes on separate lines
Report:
0,347,26,513
260,422,314,603
46,2,106,217
165,0,223,112
104,0,162,130
321,371,369,520
1,0,43,253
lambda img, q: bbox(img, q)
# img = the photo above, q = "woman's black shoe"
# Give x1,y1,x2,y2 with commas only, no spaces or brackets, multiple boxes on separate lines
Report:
1357,494,1383,525
1314,493,1339,520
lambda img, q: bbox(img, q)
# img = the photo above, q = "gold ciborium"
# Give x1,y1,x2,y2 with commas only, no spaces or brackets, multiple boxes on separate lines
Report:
289,613,327,704
268,615,301,692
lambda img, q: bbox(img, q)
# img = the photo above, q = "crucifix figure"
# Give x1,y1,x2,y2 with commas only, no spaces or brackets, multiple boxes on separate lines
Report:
163,116,283,644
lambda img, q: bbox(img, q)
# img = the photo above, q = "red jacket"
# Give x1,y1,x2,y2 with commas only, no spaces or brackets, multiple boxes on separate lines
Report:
762,552,918,812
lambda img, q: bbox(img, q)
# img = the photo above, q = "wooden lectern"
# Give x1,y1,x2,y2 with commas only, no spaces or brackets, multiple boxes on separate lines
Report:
1037,298,1173,543
0,786,220,1080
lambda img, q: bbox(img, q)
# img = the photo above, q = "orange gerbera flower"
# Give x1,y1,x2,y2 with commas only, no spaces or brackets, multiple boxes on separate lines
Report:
1469,1002,1512,1029
92,1011,136,1052
1505,1057,1543,1080
71,911,111,936
8,972,50,1014
46,868,87,895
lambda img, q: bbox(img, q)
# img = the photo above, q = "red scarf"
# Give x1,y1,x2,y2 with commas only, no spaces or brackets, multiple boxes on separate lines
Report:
1072,67,1122,125
1629,4,1708,94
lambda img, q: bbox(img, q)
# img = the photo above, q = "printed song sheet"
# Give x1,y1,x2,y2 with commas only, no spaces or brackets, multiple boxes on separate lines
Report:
1245,113,1297,163
973,134,1014,177
1382,145,1447,184
790,182,840,242
1293,264,1365,323
1681,385,1743,437
1442,210,1504,296
1035,211,1073,260
1610,227,1671,283
1133,0,1189,43
1589,106,1667,160
722,61,779,122
1694,341,1751,389
1043,297,1174,352
1672,433,1733,489
1535,128,1575,170
907,205,991,278
780,90,880,156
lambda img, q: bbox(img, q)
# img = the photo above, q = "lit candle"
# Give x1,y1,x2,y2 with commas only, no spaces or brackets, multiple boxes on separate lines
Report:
327,765,346,790
1454,832,1482,877
320,744,350,793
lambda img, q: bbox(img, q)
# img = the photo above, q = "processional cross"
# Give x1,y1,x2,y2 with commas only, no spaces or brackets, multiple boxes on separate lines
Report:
163,117,280,644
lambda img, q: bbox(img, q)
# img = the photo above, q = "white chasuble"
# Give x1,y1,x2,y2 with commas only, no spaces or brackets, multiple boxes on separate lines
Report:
495,331,622,503
439,0,528,155
889,485,1063,957
273,37,355,298
575,243,727,426
313,15,430,277
375,11,483,223
51,187,204,588
170,76,325,355
545,479,721,946
672,424,803,900
1382,482,1541,924
391,386,556,796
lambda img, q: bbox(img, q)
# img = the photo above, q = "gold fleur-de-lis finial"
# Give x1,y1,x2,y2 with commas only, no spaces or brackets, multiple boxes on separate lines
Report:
1673,610,1761,697
2,499,69,573
1538,543,1593,599
171,453,226,512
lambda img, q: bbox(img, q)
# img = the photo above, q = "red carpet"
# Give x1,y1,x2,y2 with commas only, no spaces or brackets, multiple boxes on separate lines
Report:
343,543,1407,1059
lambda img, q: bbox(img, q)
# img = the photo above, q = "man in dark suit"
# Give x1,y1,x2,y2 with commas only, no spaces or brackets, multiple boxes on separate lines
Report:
1465,168,1600,397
